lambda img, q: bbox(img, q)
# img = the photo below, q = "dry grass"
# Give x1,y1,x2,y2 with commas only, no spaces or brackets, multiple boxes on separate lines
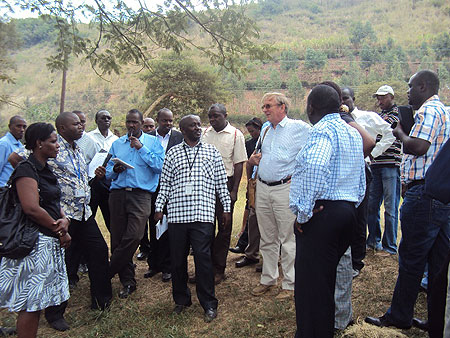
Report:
0,183,428,337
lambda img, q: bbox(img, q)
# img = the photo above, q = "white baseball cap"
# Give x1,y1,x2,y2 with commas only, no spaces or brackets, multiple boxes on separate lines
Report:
373,85,394,97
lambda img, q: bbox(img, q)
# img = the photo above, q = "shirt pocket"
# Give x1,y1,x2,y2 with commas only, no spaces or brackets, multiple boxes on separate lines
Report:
201,158,215,178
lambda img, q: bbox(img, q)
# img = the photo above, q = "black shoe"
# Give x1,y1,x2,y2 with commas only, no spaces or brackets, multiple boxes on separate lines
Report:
235,256,259,268
412,318,429,331
173,302,192,314
78,263,88,274
144,269,159,279
188,275,196,284
364,315,411,330
0,327,16,336
162,272,172,282
255,265,262,273
118,285,136,299
229,246,245,254
137,252,148,261
48,318,70,331
204,308,217,322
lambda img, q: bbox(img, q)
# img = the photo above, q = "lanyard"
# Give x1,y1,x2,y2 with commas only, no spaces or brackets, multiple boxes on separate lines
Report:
183,144,200,179
65,144,81,180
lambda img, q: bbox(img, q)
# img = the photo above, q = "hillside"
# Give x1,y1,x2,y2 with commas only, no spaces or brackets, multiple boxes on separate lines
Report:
1,0,449,133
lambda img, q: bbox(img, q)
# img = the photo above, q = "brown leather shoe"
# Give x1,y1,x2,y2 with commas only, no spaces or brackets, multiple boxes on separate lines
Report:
251,284,274,296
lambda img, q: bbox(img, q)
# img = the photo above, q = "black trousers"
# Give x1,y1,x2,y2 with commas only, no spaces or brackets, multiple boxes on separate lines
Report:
169,221,218,311
146,192,171,273
212,176,235,274
109,189,152,287
45,216,112,322
351,165,372,271
89,178,111,231
295,200,357,338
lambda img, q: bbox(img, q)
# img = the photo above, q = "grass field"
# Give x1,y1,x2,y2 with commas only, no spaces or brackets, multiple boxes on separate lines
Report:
0,180,428,337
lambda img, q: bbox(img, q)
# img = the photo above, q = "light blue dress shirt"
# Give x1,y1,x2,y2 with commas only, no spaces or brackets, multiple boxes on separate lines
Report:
289,113,366,224
0,132,23,186
106,131,165,193
258,117,310,182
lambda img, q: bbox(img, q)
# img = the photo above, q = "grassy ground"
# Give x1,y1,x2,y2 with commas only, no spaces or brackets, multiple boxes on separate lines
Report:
0,181,428,337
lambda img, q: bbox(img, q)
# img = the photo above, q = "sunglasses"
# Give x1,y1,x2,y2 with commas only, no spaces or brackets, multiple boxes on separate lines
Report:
261,103,282,110
100,116,112,120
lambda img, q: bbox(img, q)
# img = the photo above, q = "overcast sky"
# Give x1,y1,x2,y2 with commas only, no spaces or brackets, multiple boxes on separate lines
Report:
2,0,167,20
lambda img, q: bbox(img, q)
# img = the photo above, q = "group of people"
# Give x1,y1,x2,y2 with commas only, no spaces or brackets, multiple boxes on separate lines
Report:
0,69,448,338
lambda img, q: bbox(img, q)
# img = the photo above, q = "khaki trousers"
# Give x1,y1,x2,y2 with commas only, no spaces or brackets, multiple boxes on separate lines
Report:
255,180,296,290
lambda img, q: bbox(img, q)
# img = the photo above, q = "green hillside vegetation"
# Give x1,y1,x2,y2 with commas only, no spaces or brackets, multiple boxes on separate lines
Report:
1,0,449,134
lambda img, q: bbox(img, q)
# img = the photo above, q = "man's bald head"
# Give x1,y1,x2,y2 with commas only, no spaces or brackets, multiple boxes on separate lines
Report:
55,112,83,142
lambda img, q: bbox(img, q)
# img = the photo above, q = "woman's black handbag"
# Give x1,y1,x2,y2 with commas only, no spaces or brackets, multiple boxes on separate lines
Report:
0,161,39,259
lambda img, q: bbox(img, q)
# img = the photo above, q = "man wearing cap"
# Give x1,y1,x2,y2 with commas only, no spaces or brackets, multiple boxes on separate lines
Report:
341,87,395,277
367,85,402,255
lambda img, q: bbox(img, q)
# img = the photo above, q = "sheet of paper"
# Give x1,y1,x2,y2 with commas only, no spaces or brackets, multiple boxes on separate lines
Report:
88,151,109,178
111,158,135,169
156,215,168,240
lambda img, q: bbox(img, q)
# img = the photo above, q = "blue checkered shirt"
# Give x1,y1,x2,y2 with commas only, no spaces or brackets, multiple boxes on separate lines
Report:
401,95,450,183
289,113,366,224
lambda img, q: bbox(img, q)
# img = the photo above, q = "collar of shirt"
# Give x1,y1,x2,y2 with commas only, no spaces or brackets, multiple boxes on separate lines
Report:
91,127,115,139
209,121,234,135
5,132,22,147
156,128,172,139
271,116,289,129
181,139,202,149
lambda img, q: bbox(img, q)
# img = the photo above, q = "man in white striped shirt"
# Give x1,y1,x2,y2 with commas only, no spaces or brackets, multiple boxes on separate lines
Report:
248,92,310,299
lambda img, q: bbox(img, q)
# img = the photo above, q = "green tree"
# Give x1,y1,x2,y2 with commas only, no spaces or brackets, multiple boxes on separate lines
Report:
280,49,299,72
348,21,376,47
12,17,56,47
140,54,230,119
7,0,271,77
304,48,327,70
432,32,450,60
360,43,378,70
0,19,21,105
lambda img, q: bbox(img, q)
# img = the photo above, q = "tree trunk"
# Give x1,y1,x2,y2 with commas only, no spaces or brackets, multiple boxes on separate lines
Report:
59,67,67,114
144,92,172,117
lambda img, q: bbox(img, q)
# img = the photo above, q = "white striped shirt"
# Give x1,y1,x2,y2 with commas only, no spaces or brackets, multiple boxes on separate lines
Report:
258,117,310,182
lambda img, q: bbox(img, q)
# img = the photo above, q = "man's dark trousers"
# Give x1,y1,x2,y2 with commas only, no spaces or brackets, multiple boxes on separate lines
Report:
351,165,372,271
212,176,235,274
109,189,152,288
147,191,171,273
384,185,450,327
89,178,111,231
295,200,357,338
169,221,218,311
45,216,112,322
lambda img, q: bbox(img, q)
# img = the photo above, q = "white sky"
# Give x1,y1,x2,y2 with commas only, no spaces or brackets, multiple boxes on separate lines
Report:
1,0,167,21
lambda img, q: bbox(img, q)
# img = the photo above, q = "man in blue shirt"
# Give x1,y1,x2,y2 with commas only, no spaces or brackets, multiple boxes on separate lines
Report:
96,109,165,298
0,115,26,186
289,85,365,337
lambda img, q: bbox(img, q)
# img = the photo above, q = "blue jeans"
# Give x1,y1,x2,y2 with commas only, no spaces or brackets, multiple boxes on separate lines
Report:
367,166,400,254
385,185,450,327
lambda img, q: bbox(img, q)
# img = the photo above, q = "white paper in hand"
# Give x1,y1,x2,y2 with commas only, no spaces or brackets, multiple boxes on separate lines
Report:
156,215,168,240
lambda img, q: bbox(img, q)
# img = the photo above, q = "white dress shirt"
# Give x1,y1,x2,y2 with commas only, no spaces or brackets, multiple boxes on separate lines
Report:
87,128,119,152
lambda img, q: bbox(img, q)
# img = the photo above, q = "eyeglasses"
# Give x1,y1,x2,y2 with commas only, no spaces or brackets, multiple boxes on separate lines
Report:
261,103,282,110
100,116,112,120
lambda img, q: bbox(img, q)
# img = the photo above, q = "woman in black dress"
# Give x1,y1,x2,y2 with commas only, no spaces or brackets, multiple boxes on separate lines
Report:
0,123,71,338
